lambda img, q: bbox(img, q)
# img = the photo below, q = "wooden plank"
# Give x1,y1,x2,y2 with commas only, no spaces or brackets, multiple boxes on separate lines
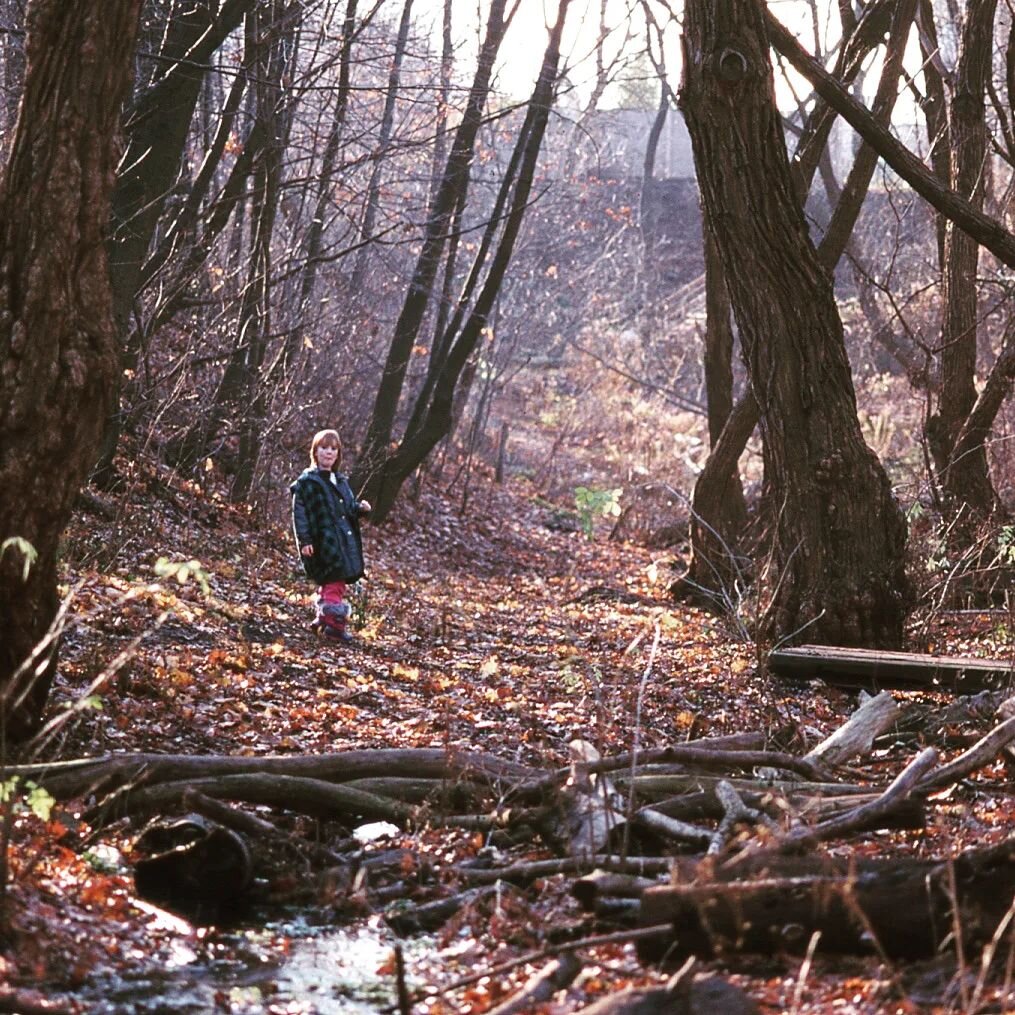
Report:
768,644,1015,694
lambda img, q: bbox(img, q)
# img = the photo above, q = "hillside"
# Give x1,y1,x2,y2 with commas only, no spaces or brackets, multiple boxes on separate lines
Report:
3,449,1015,1014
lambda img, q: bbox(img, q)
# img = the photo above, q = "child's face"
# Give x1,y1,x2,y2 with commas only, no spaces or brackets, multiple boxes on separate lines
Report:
315,442,339,469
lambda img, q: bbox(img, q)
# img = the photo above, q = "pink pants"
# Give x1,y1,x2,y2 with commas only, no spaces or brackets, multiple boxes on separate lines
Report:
316,581,349,632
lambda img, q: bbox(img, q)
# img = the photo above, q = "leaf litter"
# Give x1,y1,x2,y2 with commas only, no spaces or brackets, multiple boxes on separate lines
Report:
3,454,1015,1013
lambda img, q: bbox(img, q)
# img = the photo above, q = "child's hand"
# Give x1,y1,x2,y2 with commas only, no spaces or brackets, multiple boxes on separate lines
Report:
301,544,314,557
358,499,372,514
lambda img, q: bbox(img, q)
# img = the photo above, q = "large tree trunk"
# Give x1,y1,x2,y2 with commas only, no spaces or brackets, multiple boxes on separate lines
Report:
0,0,142,742
679,0,909,648
679,2,909,609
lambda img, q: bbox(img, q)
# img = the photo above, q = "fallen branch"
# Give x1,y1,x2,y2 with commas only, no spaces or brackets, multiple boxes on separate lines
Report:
11,747,535,802
804,690,900,766
91,772,418,824
632,806,713,848
780,746,938,850
918,715,1015,791
486,953,582,1015
527,745,830,796
638,838,1015,962
385,886,500,935
458,855,673,886
708,780,777,854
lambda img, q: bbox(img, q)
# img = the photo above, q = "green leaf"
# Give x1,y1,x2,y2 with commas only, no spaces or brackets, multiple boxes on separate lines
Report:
1,536,38,582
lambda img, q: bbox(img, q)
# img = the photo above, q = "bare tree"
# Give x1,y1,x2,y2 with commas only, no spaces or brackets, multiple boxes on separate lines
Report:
928,0,1002,518
355,0,512,505
358,0,576,520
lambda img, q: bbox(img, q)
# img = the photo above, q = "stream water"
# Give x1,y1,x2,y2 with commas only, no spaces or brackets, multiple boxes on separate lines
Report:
76,909,429,1014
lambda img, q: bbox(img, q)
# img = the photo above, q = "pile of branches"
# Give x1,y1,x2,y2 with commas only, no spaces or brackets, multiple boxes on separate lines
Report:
12,688,1015,1012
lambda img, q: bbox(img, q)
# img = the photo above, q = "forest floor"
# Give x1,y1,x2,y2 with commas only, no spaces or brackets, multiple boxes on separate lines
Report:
4,446,1015,1014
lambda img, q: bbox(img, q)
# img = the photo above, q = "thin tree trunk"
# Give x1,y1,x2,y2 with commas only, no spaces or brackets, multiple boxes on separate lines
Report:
282,0,360,376
916,0,951,266
817,0,917,266
224,4,292,499
355,0,511,502
93,0,253,484
931,0,1001,518
366,0,573,521
766,10,1015,270
351,0,414,289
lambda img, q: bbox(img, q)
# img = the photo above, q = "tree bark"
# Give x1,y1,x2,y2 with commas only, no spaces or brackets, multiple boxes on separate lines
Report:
932,0,1002,520
93,0,253,482
0,0,142,741
680,1,910,611
680,1,909,648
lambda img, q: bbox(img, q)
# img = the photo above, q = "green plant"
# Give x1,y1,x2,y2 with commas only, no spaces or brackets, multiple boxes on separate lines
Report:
0,778,55,822
996,526,1015,566
348,581,369,630
154,556,211,595
0,536,37,581
574,486,622,539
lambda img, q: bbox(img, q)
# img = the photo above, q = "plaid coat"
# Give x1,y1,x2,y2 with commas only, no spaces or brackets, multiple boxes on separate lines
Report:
290,468,365,584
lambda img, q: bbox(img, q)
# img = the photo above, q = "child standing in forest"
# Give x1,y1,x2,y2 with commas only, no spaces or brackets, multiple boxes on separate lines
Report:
290,429,371,642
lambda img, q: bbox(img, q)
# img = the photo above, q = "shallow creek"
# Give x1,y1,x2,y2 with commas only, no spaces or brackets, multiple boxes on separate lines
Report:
77,908,431,1014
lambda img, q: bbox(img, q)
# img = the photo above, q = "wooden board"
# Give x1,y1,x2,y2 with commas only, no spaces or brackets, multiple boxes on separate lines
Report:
768,643,1015,694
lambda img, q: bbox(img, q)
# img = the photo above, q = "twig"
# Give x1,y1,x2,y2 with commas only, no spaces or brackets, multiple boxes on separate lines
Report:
708,779,777,854
414,924,671,1004
790,931,822,1015
395,944,410,1015
623,621,661,859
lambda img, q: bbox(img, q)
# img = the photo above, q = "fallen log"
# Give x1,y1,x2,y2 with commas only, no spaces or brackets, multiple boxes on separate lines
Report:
637,838,1015,962
9,747,534,802
91,772,418,824
571,870,661,912
576,968,759,1015
526,746,830,797
804,690,900,766
182,789,349,867
458,855,674,886
615,772,873,800
131,813,253,907
769,644,1015,694
385,886,499,935
486,954,582,1015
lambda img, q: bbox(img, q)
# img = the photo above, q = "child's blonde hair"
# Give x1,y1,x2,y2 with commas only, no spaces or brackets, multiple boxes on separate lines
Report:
310,428,342,467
